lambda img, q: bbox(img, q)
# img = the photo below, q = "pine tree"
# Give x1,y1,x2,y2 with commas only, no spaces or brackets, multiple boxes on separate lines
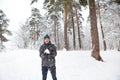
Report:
28,8,42,41
0,9,12,51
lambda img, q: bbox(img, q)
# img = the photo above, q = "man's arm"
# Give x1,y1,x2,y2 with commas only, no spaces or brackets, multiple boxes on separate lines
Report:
39,45,46,58
50,44,57,57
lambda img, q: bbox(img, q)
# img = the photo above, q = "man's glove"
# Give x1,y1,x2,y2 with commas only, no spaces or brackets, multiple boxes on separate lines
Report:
44,49,50,55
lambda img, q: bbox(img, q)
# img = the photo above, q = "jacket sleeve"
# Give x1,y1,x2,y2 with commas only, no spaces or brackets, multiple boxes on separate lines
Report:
39,45,46,58
50,44,57,58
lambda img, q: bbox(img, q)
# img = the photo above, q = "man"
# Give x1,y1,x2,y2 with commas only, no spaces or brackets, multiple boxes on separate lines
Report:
39,34,57,80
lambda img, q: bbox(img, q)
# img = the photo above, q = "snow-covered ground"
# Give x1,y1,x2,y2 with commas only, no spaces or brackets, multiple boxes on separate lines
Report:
0,49,120,80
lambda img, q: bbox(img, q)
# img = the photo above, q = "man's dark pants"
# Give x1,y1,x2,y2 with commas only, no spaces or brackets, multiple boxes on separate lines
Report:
42,66,57,80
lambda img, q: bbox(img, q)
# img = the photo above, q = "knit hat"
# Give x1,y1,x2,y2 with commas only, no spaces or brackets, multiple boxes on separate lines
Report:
44,34,50,39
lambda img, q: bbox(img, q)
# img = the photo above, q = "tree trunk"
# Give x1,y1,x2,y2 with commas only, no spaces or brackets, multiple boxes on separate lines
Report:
56,23,60,50
54,16,57,45
63,5,68,50
0,24,2,45
98,2,107,51
35,23,38,41
0,34,3,45
71,16,76,49
33,24,35,41
89,0,103,61
70,2,76,50
118,40,120,51
75,8,81,49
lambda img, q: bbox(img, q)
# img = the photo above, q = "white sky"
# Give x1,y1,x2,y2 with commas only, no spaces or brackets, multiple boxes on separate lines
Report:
0,0,45,31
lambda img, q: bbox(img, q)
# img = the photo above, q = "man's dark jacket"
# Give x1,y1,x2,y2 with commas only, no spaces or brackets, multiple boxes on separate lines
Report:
39,42,57,67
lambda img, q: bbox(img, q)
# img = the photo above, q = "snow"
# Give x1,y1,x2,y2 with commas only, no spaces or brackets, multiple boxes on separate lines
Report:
0,49,120,80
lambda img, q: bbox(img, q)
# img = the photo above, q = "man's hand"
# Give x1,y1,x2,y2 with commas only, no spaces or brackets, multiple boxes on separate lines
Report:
44,49,50,54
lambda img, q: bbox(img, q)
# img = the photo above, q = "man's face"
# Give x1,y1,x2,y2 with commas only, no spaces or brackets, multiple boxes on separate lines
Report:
44,38,50,44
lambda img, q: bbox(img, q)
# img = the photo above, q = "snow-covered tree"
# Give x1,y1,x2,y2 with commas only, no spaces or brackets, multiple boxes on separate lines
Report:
14,24,30,48
97,0,120,50
0,9,12,51
28,8,42,41
14,8,47,49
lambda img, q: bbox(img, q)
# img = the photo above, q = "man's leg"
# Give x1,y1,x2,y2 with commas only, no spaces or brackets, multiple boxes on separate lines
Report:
42,66,48,80
50,66,57,80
